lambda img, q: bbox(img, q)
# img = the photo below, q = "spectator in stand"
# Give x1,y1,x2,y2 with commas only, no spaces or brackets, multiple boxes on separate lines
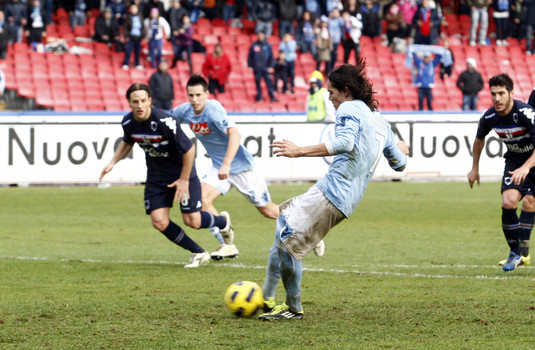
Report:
169,0,187,36
277,0,297,38
326,0,343,14
493,0,510,46
279,32,297,94
345,0,360,16
26,0,47,45
68,0,87,28
202,0,218,20
202,43,232,96
144,8,170,69
108,0,127,25
413,51,442,111
456,57,483,111
171,14,193,73
122,3,145,71
315,17,333,75
253,0,276,37
142,0,165,20
327,9,344,74
526,0,535,55
248,31,278,102
304,0,321,18
5,0,27,43
439,37,454,80
360,0,382,39
385,3,406,47
184,0,201,24
509,0,524,43
41,0,53,24
412,0,441,45
468,0,491,46
0,11,12,60
297,10,316,56
149,59,175,110
222,0,235,23
341,10,362,64
273,50,287,93
94,7,120,49
306,70,335,122
398,0,418,37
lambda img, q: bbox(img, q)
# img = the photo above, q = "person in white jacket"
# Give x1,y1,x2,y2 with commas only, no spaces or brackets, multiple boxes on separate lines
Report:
144,8,170,68
341,10,363,64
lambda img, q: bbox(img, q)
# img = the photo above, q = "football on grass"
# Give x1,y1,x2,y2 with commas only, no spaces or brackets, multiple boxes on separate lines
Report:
224,281,264,317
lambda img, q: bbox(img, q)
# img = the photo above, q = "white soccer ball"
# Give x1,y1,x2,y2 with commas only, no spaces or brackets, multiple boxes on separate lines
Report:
224,281,264,318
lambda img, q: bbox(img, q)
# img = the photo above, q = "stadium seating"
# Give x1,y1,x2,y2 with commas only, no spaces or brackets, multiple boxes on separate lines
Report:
3,10,535,113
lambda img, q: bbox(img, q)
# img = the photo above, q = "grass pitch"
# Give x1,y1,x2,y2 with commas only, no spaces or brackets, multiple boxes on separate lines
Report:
1,182,534,349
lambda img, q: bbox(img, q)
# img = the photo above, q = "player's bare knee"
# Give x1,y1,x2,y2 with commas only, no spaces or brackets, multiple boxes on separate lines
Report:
152,220,169,232
182,215,201,229
522,195,535,211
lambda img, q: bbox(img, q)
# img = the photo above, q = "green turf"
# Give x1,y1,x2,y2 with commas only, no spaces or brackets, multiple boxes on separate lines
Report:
1,182,534,349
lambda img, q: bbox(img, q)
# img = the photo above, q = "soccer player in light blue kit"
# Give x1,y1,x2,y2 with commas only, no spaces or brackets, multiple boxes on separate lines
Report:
172,75,284,260
259,63,409,320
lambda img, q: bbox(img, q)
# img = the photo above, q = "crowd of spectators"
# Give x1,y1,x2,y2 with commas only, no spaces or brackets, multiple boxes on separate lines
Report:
0,0,535,111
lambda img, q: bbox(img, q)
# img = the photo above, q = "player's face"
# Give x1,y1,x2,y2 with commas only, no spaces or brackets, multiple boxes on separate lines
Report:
490,85,514,116
327,80,350,110
128,90,152,121
187,84,208,114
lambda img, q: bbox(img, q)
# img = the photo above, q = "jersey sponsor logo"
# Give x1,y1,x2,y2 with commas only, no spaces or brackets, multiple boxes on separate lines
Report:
505,143,534,153
189,122,212,135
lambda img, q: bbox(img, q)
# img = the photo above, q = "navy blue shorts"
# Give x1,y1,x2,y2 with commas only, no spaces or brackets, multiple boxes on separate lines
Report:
144,175,203,214
501,161,535,196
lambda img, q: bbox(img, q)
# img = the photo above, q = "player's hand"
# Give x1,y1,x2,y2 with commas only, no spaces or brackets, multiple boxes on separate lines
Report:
508,166,529,185
218,164,230,180
467,169,480,188
99,163,114,182
270,139,300,158
168,178,189,204
397,141,409,155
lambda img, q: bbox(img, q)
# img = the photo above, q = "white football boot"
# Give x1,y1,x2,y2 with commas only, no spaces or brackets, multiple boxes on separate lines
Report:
210,244,240,260
184,251,211,268
220,211,234,245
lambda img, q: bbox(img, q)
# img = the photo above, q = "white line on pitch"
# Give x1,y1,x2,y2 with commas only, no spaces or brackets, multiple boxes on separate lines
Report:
3,255,534,281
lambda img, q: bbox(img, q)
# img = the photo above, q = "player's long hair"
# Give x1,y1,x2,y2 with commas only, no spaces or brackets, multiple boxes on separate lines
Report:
187,74,209,91
328,60,378,111
125,82,151,100
489,73,514,92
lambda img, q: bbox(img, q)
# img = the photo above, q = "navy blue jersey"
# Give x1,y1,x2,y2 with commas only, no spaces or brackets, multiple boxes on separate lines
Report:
121,108,196,180
476,100,535,161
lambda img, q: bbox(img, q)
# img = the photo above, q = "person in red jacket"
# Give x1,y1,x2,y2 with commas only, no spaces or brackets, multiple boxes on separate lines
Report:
202,44,232,96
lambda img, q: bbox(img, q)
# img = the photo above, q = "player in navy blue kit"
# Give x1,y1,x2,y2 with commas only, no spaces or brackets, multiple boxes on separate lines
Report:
468,74,535,271
99,83,233,268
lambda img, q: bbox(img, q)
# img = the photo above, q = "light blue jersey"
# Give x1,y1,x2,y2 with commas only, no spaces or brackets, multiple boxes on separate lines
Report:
317,100,407,217
172,100,255,174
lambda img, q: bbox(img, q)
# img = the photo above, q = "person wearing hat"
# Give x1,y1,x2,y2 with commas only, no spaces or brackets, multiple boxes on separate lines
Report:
144,7,170,69
306,70,335,122
456,57,483,111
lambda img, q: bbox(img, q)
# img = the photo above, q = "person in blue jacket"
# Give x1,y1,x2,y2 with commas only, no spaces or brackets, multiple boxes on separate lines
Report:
413,51,441,111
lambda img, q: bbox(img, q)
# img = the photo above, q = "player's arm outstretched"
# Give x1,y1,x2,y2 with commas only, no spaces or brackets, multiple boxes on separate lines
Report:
270,139,329,158
219,127,241,179
468,137,485,188
168,143,195,203
99,141,134,181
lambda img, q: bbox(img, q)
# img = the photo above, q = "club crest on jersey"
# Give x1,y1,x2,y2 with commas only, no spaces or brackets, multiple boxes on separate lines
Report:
513,113,518,123
151,121,158,131
189,122,211,135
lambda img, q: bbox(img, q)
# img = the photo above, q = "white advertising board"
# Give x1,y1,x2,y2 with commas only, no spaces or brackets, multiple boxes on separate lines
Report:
0,112,504,185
